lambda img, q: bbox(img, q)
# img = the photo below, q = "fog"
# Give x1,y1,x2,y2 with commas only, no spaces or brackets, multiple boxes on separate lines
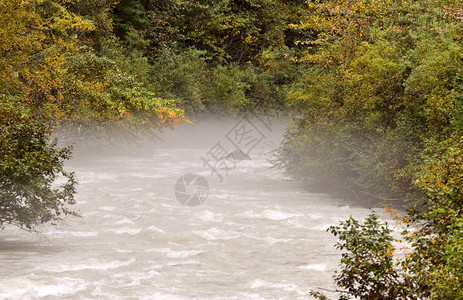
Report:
0,117,393,299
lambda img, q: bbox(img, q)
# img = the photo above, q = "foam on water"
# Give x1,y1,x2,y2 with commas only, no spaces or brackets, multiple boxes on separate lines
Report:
40,258,136,272
155,248,207,258
258,209,302,220
299,264,327,271
114,218,136,225
0,121,394,299
237,208,303,221
259,236,293,244
250,279,309,296
0,277,88,299
145,225,166,234
99,206,116,211
193,227,241,240
196,210,224,222
108,227,142,235
166,259,201,266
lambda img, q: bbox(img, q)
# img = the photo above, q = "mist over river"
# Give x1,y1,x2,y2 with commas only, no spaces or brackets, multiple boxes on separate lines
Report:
0,119,392,299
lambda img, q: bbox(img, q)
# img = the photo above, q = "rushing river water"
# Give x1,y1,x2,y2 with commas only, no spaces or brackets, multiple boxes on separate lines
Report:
0,119,391,299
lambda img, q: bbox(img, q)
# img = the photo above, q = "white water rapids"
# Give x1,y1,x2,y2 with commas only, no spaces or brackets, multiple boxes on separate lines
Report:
0,119,392,299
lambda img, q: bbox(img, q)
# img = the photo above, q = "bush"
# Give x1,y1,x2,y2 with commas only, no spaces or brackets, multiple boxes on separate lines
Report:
0,100,77,230
313,137,463,299
149,47,294,116
312,214,414,299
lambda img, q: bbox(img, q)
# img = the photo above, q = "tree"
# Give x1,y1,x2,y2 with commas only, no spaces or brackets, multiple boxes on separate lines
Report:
284,1,463,296
0,101,76,230
277,0,463,200
314,214,415,299
313,138,463,299
0,0,187,230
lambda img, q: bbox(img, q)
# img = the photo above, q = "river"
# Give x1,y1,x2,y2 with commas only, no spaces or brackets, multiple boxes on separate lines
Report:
0,118,389,299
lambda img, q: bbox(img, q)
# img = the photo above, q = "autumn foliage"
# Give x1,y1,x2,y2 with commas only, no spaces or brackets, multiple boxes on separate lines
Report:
277,0,463,297
0,0,186,229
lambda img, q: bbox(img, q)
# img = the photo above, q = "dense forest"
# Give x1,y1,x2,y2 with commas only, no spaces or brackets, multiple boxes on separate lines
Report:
1,0,463,298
